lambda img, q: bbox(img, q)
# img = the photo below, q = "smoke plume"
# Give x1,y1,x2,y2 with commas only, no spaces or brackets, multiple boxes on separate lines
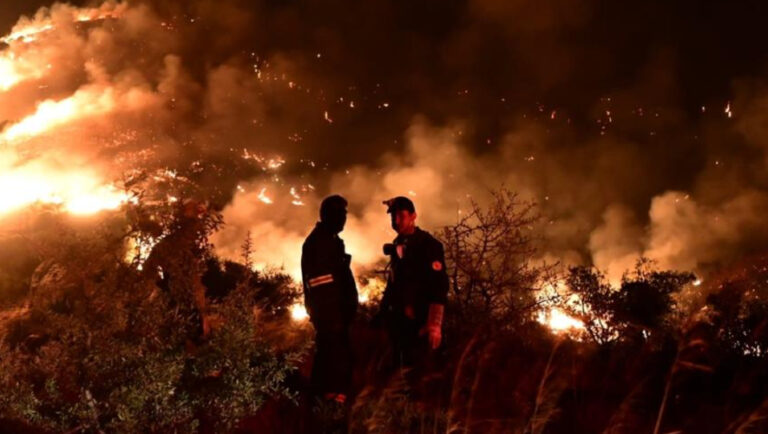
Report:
3,0,768,283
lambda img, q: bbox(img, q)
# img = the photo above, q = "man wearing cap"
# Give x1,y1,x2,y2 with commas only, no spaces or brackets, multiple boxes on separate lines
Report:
378,196,449,368
301,195,358,404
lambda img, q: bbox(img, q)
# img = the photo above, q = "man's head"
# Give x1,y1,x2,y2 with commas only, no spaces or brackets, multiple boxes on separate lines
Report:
320,195,348,233
384,196,417,235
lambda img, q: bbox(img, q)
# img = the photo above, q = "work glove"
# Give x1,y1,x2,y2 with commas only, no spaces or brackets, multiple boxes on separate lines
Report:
420,303,444,350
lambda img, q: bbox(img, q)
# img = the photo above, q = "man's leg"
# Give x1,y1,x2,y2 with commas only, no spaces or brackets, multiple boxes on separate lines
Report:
313,327,352,399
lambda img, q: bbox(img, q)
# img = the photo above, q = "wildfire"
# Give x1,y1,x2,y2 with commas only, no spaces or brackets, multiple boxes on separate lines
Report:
125,235,162,271
290,303,309,321
537,308,585,334
357,277,386,304
257,188,273,204
0,4,152,218
0,3,127,92
0,84,150,216
0,168,129,216
289,187,305,206
1,88,119,142
0,23,54,45
1,2,127,45
0,54,44,91
64,187,130,215
535,280,587,337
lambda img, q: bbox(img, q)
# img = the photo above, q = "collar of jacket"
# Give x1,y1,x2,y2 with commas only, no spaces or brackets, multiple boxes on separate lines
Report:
395,226,424,244
315,221,341,237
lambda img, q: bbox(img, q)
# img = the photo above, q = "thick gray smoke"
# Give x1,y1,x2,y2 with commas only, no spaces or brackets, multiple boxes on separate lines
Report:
3,0,768,284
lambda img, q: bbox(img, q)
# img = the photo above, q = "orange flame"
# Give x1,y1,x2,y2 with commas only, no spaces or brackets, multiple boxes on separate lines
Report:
1,2,127,46
290,303,309,321
1,89,120,142
0,167,130,216
0,3,140,217
0,85,150,215
535,280,587,336
537,308,585,334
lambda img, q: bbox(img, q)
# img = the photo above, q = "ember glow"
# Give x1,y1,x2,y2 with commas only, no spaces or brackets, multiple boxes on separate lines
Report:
0,3,142,217
0,82,140,215
290,303,309,322
1,2,126,45
357,277,386,304
0,167,128,215
535,280,588,336
257,188,273,205
0,2,127,94
0,86,134,142
537,308,585,334
0,54,43,91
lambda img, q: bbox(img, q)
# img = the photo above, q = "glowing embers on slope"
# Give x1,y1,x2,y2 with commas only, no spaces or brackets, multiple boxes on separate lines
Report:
537,307,586,334
290,303,309,322
0,3,127,91
536,280,588,337
0,78,155,144
0,86,145,216
357,277,386,304
0,53,46,91
1,2,127,45
0,166,129,216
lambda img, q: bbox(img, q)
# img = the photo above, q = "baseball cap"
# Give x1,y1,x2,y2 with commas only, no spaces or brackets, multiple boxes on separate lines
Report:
383,196,416,214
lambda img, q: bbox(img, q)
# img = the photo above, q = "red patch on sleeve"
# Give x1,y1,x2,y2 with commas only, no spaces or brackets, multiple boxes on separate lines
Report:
432,261,443,271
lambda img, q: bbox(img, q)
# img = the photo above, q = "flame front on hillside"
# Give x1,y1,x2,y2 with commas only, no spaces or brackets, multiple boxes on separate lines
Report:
537,308,585,334
0,3,134,217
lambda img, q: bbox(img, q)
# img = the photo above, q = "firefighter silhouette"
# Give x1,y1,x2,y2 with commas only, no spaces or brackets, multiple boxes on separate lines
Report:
301,195,358,403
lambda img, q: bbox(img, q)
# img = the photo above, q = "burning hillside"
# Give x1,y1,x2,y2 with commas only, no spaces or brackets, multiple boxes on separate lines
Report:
2,0,768,432
1,0,768,286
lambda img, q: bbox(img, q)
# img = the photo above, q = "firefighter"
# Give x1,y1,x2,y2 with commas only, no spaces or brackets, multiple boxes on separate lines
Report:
301,195,358,403
378,196,448,368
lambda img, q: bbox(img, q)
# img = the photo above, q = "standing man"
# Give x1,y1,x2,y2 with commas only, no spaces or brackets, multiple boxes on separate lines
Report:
378,196,448,368
301,195,358,404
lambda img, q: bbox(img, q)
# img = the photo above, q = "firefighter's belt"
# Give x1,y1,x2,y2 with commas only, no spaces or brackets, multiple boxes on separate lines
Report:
308,274,334,288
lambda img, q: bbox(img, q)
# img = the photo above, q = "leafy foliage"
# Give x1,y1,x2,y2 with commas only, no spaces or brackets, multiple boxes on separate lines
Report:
564,260,695,344
705,255,768,356
4,188,768,433
0,205,306,432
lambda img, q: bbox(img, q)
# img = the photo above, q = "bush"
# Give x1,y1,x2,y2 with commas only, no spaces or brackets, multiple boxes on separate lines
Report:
564,260,695,345
0,207,307,432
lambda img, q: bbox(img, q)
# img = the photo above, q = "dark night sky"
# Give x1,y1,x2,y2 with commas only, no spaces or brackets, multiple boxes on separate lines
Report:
4,0,768,117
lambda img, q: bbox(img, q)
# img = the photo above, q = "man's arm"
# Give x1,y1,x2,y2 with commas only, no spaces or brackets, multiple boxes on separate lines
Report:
423,239,449,349
301,235,347,328
372,245,397,327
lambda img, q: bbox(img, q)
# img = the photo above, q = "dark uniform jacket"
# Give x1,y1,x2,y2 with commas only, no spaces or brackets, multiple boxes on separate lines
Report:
381,227,449,326
301,222,358,329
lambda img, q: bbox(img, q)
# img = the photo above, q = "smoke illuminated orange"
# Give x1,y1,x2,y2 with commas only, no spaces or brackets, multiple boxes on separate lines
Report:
1,89,118,142
0,2,147,218
0,167,129,216
1,3,126,45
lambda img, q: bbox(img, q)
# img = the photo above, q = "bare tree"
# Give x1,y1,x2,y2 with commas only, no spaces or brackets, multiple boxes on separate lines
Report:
439,189,553,330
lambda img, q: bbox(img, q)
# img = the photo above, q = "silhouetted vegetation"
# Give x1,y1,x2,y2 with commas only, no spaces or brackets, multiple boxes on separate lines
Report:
2,192,768,433
0,202,307,432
